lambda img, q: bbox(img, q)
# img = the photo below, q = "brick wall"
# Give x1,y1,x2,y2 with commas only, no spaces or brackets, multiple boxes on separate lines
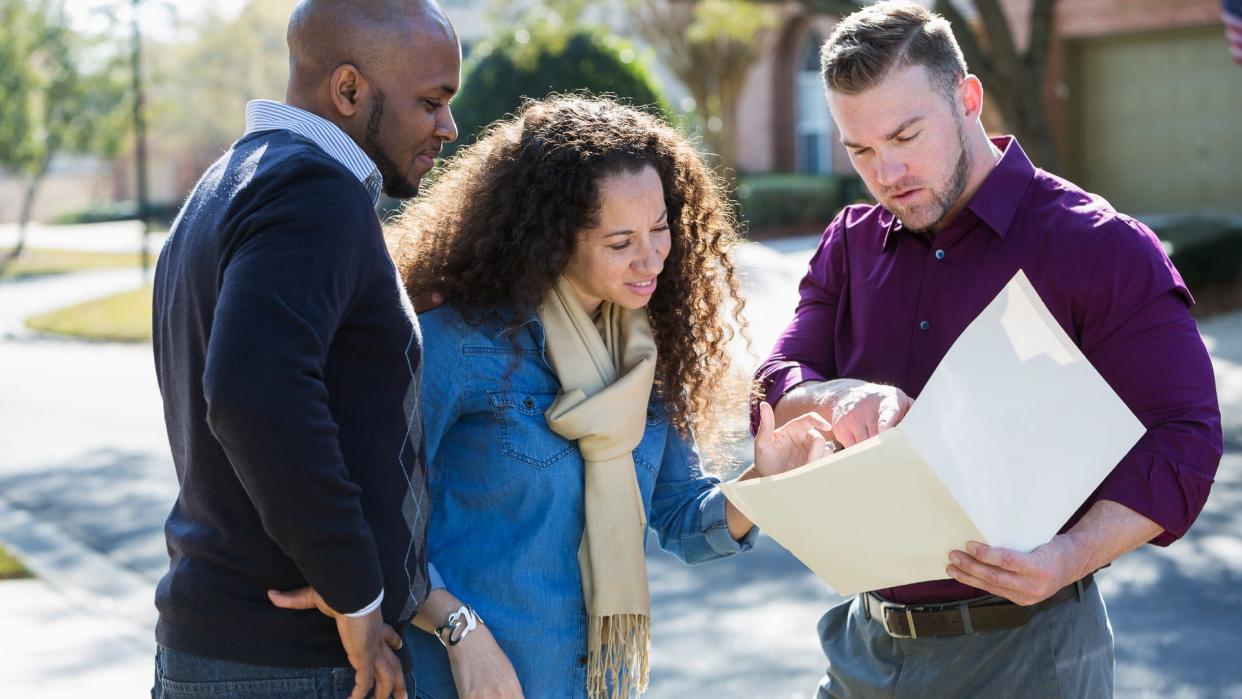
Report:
1002,0,1224,43
736,3,851,175
991,0,1226,171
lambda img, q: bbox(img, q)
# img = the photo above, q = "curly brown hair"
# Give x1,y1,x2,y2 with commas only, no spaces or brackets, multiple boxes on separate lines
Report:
387,93,747,443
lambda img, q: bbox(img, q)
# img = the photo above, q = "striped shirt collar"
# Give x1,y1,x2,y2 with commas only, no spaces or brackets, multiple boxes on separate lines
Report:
243,99,383,204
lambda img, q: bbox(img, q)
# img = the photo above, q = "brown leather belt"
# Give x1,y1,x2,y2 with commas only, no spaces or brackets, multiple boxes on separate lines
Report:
861,574,1094,639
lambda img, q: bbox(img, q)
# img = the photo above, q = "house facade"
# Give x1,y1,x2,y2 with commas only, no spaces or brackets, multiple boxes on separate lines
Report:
733,0,1242,216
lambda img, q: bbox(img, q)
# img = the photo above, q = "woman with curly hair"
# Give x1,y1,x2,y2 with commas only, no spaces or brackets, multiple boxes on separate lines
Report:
387,94,830,699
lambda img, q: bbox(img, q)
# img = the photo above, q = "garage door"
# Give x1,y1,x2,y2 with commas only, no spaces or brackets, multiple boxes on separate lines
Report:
1070,26,1242,215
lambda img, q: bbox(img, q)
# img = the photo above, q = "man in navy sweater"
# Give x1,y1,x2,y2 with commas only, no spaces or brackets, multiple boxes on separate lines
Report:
151,2,459,697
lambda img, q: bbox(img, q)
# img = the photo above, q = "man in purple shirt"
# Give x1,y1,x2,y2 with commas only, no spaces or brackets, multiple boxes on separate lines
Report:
757,2,1222,696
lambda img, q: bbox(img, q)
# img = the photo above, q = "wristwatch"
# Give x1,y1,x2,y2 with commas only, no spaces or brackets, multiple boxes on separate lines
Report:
435,604,484,647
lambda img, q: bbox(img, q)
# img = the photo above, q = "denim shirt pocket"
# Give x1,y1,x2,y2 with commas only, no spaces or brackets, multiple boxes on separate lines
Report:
631,403,669,476
487,390,578,470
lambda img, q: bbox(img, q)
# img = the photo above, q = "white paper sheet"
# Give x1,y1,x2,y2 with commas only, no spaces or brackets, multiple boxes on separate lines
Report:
723,271,1147,595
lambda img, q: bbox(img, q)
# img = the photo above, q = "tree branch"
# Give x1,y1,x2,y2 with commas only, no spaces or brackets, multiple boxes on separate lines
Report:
1026,0,1057,81
973,0,1021,73
933,0,993,84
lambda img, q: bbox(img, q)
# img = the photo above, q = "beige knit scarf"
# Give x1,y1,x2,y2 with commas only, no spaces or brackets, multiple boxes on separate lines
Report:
538,277,657,699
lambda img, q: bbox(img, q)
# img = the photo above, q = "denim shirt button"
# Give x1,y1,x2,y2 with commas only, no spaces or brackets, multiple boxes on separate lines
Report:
577,654,588,666
523,396,536,409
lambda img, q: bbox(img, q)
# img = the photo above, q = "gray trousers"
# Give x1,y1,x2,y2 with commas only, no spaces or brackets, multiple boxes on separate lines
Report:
816,583,1113,698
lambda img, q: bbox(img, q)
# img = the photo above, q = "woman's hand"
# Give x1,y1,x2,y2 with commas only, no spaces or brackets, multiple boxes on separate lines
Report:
723,404,833,539
411,589,523,699
753,401,833,477
447,623,525,699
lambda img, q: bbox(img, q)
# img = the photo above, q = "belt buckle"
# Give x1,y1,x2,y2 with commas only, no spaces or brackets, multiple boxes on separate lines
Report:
879,600,918,639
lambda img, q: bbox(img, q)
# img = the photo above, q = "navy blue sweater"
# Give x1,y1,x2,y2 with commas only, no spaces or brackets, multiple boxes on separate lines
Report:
152,129,428,669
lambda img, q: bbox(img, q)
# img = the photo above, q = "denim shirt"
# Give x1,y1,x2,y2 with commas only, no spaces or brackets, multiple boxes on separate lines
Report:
406,303,757,699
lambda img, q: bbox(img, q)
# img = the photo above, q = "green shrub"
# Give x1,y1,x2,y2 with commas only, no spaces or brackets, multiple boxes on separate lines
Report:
448,30,668,157
736,174,867,235
1146,214,1242,291
50,200,180,227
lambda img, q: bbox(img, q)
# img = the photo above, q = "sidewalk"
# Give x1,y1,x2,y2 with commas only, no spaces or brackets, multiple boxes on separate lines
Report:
0,267,148,337
0,580,152,697
0,502,152,697
0,220,166,255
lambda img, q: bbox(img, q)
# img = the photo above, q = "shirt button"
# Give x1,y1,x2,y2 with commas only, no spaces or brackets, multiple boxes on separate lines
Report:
919,321,931,331
578,654,588,666
935,249,946,260
523,396,537,409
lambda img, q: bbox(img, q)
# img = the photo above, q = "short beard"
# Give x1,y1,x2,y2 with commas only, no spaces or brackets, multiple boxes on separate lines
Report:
364,89,420,200
905,120,971,236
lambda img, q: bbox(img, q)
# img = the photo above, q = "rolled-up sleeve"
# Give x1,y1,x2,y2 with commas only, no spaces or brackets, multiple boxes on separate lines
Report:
1075,218,1222,545
648,428,758,564
752,215,849,431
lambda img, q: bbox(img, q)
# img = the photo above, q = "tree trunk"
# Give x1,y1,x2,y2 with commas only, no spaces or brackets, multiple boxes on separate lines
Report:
2,168,45,269
628,0,773,190
14,173,43,258
1005,83,1061,172
13,156,50,261
933,0,1063,173
717,110,740,190
716,78,746,191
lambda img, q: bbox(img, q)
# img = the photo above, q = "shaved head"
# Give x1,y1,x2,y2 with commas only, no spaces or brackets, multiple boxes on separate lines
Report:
287,0,454,93
282,0,461,199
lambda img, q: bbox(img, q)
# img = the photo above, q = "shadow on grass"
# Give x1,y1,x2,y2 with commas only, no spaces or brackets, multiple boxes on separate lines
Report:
0,270,80,284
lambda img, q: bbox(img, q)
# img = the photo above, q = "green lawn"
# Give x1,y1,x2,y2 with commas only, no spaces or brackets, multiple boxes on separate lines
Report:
26,285,153,342
0,247,143,281
0,544,32,581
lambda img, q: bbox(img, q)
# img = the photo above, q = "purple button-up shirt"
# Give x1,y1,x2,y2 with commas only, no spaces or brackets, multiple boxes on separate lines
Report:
757,136,1223,604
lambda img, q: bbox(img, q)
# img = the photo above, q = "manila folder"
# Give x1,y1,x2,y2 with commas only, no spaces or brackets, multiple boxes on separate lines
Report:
722,428,984,596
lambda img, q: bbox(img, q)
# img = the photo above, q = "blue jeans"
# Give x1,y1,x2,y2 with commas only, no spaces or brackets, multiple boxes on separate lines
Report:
152,644,415,698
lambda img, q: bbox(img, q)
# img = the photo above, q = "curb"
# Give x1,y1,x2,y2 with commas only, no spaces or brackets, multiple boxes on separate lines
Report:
0,495,155,651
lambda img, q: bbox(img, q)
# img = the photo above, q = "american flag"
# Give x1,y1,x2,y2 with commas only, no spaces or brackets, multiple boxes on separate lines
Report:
1226,0,1242,63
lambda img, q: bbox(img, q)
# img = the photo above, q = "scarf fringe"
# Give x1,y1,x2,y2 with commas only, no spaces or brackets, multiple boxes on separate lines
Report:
586,613,650,699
